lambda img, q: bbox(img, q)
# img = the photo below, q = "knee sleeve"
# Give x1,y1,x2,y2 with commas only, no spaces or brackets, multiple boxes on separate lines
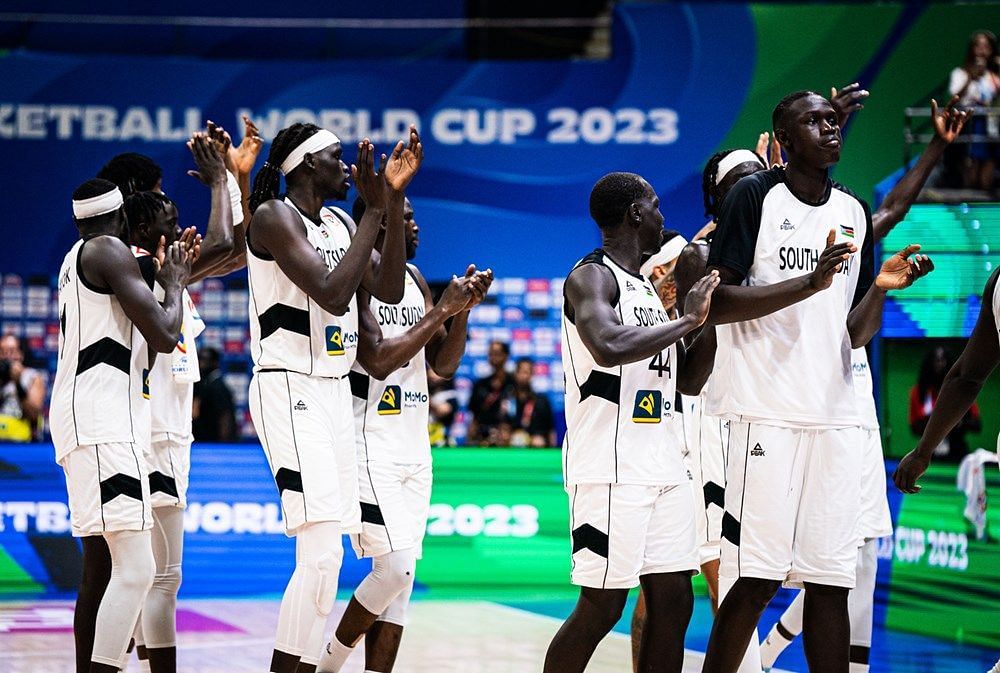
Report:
275,522,343,656
355,549,417,616
849,540,878,648
376,574,415,626
91,530,154,668
313,550,342,616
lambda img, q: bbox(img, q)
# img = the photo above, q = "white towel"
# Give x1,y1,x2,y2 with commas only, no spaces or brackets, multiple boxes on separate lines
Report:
956,448,999,541
171,289,205,383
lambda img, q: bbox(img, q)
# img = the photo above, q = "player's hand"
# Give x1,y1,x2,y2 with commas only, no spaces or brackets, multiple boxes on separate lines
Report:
768,134,784,168
351,139,389,212
177,226,203,266
875,243,933,290
830,82,869,127
228,115,263,177
755,132,769,160
383,125,424,192
187,133,227,186
462,265,494,311
439,274,475,316
809,230,857,291
931,96,971,144
893,450,931,494
683,270,720,326
157,240,194,288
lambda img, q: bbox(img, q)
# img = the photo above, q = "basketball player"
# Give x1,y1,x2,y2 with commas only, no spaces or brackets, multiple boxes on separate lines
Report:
51,178,195,673
245,123,421,673
699,91,934,673
318,196,493,673
758,96,970,673
544,171,720,673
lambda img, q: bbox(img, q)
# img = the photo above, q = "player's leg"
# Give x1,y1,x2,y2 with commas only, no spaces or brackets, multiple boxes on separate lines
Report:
847,539,878,673
544,586,629,673
141,505,185,673
363,580,412,672
75,536,112,673
702,422,801,673
759,590,803,670
630,590,646,673
133,620,149,673
801,583,850,672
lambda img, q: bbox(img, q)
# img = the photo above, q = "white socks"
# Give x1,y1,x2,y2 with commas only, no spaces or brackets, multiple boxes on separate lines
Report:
318,636,355,672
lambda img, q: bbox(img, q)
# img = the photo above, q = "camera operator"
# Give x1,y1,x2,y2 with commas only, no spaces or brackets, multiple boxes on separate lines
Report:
0,334,46,441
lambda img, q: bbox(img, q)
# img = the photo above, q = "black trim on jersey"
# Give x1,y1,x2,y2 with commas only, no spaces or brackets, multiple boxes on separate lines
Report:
578,370,621,405
360,502,386,526
274,467,304,494
721,511,741,547
833,183,876,310
76,239,114,295
148,471,179,498
704,481,725,510
136,255,157,291
100,472,144,504
571,523,609,558
349,370,370,399
849,646,870,665
244,215,275,261
707,168,783,282
563,250,621,323
258,304,311,340
76,337,131,376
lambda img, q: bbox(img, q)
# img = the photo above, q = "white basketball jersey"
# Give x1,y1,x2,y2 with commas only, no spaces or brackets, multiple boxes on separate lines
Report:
351,266,430,465
706,168,874,427
248,200,359,377
851,348,879,430
561,250,685,486
993,270,1000,338
50,237,148,459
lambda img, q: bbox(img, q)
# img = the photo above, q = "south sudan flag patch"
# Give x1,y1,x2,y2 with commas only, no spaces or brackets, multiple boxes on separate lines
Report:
326,325,345,356
378,385,402,415
840,225,855,238
632,390,661,423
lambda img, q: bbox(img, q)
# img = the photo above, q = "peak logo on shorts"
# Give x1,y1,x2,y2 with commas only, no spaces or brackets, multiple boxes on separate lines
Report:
632,390,662,423
750,443,765,457
325,325,345,356
378,385,402,415
142,368,150,399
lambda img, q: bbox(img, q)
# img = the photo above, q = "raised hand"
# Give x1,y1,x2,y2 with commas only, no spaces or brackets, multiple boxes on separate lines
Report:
439,275,476,316
755,132,769,160
351,139,388,212
809,229,857,291
876,243,934,290
830,82,869,127
177,226,203,266
769,134,784,168
682,270,721,326
893,450,931,494
461,265,494,311
228,115,264,177
157,240,194,289
187,133,227,186
931,96,971,144
383,125,424,192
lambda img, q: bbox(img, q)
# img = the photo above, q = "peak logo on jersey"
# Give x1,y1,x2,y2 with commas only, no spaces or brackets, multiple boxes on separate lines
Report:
142,369,150,400
293,400,308,411
625,281,636,292
378,385,402,415
750,443,765,457
840,225,855,239
325,326,345,356
632,390,662,423
781,219,794,230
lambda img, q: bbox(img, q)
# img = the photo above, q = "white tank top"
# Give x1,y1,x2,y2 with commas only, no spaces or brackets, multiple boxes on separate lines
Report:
248,199,359,377
49,237,148,459
351,266,430,464
561,250,684,486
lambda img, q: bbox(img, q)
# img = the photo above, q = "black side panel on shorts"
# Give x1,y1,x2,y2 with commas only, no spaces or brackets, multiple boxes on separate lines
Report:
274,467,304,494
148,471,179,498
100,473,144,504
349,370,370,399
721,511,741,546
572,523,609,559
704,481,725,509
360,502,386,526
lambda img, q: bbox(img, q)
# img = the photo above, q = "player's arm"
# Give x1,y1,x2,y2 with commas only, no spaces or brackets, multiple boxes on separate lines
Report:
674,241,716,395
360,127,424,304
565,264,718,368
848,240,933,348
872,98,969,240
417,264,493,379
252,142,386,316
84,236,191,353
894,269,1000,493
186,132,234,282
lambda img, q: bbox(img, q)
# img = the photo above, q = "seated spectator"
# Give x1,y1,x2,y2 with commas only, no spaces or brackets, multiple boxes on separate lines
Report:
949,30,1000,190
0,334,46,441
506,358,556,448
192,347,237,442
467,340,513,444
428,369,459,447
909,345,981,462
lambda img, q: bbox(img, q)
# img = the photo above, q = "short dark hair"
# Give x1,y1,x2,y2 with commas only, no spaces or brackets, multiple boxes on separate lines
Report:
516,357,534,369
124,191,175,229
73,178,119,202
589,172,649,229
772,90,819,134
97,153,162,196
249,123,323,213
490,340,510,356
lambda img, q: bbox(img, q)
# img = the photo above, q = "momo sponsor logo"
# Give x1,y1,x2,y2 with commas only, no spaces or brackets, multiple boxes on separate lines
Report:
632,390,662,423
142,368,150,399
325,325,345,356
378,385,402,415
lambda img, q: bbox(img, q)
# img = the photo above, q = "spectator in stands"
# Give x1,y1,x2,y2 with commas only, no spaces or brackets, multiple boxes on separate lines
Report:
909,345,981,462
505,357,556,447
950,30,1000,190
467,340,513,444
192,347,237,442
0,334,46,441
428,368,459,446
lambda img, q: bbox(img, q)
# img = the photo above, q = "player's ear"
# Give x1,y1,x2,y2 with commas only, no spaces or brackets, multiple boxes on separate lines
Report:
630,202,642,225
773,127,790,151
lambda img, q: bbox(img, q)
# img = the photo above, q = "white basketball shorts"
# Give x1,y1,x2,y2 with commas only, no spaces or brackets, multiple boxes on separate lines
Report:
249,370,360,536
568,482,699,590
60,443,152,537
720,421,863,589
858,427,892,542
682,404,729,565
350,461,432,559
147,436,191,509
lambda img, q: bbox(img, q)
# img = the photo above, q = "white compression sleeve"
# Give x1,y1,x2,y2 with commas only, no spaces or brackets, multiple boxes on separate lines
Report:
354,549,417,618
275,521,344,663
141,506,186,649
377,575,414,627
91,530,155,668
849,539,879,672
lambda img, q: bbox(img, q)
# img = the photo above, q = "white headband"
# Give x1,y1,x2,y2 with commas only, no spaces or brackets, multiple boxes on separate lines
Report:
72,187,124,219
641,235,688,279
280,129,341,175
715,150,766,186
